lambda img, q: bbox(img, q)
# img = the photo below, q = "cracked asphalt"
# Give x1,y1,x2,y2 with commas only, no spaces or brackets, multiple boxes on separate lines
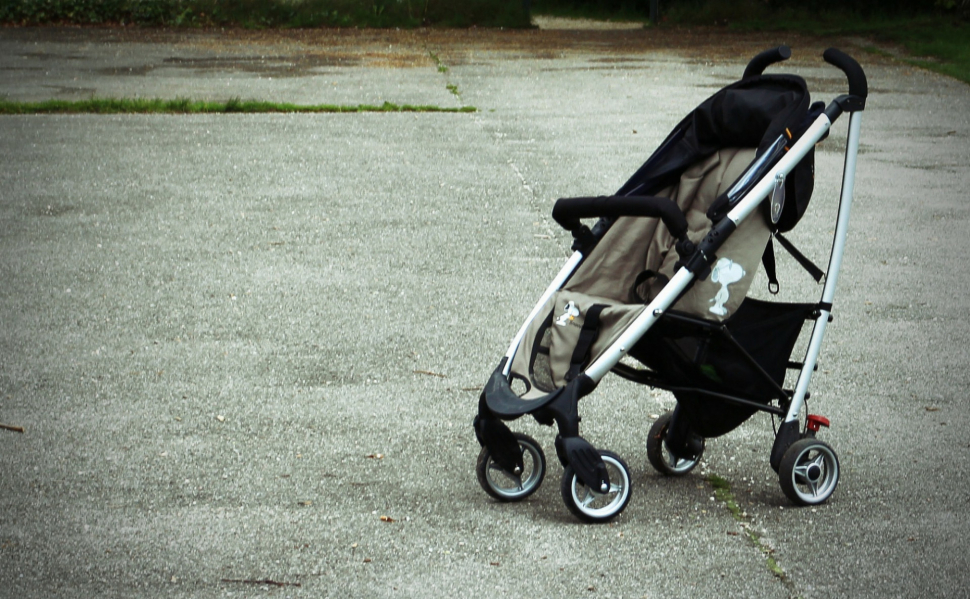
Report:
1,24,969,599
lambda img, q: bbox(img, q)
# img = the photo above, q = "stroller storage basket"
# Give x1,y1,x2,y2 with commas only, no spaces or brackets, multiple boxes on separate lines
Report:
624,299,817,438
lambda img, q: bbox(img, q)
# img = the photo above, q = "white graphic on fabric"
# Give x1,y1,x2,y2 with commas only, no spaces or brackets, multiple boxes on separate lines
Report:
709,257,746,316
555,301,581,326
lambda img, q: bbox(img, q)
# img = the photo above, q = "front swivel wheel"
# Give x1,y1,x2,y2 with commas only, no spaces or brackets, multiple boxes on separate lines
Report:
476,433,546,502
560,450,631,523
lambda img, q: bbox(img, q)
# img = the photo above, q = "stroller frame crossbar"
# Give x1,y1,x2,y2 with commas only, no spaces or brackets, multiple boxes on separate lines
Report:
610,362,789,417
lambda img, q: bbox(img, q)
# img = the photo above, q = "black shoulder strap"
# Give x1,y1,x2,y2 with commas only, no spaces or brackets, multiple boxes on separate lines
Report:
763,237,780,294
630,270,670,303
762,232,825,293
565,304,608,382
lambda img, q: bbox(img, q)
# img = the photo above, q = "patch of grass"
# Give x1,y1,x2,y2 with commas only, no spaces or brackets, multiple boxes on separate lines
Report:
708,474,791,585
0,97,477,115
662,3,970,85
878,20,970,83
772,15,970,84
533,1,969,84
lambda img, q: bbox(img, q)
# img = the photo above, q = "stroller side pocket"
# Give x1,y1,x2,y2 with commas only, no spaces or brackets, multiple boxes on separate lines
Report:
529,311,557,394
510,291,643,393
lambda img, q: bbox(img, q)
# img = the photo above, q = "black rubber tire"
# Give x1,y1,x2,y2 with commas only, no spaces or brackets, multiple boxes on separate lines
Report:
560,450,632,523
476,433,546,502
646,412,703,476
778,437,840,506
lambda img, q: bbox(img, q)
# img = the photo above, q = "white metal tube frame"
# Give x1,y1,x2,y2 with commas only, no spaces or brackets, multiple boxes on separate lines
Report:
783,111,864,423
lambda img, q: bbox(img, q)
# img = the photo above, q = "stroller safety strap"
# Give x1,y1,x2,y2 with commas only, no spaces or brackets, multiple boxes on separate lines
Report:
762,233,825,293
565,304,608,382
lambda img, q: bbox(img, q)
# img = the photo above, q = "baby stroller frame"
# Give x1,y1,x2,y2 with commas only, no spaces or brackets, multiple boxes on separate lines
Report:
474,47,867,522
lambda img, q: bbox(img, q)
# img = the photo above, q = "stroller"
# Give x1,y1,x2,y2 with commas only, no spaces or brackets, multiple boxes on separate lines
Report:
473,47,868,523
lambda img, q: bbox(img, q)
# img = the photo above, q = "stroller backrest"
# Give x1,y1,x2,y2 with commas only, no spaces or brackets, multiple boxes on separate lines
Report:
619,75,817,233
564,74,819,321
565,146,768,320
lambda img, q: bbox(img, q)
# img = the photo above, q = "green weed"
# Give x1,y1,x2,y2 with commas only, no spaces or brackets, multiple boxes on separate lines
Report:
708,474,791,585
428,50,449,73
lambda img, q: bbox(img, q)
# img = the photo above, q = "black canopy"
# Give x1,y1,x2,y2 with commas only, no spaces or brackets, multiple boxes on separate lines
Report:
616,74,819,232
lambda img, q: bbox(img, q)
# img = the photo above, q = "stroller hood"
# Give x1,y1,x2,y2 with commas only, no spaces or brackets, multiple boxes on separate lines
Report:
618,74,817,232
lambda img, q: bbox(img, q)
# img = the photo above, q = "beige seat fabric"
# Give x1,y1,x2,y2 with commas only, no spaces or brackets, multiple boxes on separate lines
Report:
564,147,769,320
510,148,772,396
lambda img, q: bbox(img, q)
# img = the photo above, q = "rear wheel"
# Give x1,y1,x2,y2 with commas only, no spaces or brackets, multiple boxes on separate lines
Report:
647,412,704,476
476,433,546,502
778,438,839,505
560,450,631,523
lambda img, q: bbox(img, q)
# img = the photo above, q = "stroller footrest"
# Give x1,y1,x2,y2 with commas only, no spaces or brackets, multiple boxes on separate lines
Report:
483,359,596,421
556,436,610,493
483,359,566,418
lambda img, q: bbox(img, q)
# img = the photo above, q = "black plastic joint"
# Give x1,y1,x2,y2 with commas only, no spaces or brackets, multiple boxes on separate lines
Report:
825,94,866,122
770,419,801,472
700,218,736,254
682,250,713,280
684,218,736,279
674,238,696,261
570,224,595,252
558,435,609,492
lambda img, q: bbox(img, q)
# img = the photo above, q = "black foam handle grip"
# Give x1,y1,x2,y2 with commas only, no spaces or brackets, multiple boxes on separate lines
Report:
823,48,868,99
552,196,689,241
743,45,791,79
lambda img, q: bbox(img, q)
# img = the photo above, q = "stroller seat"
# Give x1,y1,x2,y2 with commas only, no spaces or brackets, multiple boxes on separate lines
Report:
509,147,770,398
568,147,766,313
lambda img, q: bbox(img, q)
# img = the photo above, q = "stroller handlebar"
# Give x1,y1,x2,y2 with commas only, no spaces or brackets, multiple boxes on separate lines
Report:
744,46,867,101
552,196,689,241
823,48,868,101
743,45,791,79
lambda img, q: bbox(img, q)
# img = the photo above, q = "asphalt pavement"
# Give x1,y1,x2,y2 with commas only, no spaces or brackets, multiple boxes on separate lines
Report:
1,24,968,599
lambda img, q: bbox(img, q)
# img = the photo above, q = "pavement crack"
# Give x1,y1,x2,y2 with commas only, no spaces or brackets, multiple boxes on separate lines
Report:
507,160,535,199
708,474,797,595
426,46,466,109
